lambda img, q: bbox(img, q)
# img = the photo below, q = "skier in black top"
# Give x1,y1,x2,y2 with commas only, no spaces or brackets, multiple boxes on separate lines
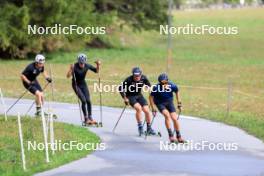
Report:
21,54,52,116
67,53,100,125
119,67,156,136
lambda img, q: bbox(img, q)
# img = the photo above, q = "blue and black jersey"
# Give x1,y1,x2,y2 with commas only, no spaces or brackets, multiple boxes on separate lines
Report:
119,75,151,97
151,82,179,104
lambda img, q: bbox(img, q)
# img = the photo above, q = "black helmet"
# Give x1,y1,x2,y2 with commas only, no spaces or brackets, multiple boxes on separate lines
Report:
132,67,142,76
158,73,169,83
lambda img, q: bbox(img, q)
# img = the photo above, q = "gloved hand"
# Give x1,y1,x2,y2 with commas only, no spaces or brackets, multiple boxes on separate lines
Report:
124,97,129,105
177,102,182,112
152,108,157,117
46,77,52,83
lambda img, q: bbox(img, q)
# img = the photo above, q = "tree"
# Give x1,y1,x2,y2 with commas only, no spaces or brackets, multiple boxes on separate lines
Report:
0,0,168,58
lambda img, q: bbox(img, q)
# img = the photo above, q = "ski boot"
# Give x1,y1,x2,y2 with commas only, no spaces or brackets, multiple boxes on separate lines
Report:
35,111,41,118
83,118,98,127
169,136,177,144
138,125,144,136
145,127,156,136
176,136,186,143
34,111,49,118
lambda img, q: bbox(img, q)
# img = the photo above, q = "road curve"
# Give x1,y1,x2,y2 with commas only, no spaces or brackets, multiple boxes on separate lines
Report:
2,98,264,176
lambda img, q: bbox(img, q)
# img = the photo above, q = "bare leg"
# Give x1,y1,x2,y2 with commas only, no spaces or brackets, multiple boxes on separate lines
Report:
170,112,180,131
171,112,184,142
133,103,143,123
162,109,171,129
35,91,43,106
142,105,151,123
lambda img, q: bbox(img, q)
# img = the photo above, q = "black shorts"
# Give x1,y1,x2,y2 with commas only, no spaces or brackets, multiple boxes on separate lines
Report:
128,95,148,107
23,81,42,95
156,101,176,113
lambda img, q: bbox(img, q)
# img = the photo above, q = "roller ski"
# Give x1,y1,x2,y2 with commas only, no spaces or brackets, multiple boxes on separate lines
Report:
169,136,187,144
144,127,162,137
34,111,49,118
35,111,58,119
82,118,100,127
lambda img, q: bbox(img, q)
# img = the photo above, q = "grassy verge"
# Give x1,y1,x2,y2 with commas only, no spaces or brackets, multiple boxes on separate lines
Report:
0,116,100,176
0,8,263,141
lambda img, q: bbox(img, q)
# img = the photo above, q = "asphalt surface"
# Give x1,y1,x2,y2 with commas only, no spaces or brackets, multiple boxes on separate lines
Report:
2,98,264,176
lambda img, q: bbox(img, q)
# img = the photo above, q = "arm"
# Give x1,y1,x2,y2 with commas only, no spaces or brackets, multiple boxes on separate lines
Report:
149,94,157,116
66,64,73,78
43,70,49,79
42,70,52,83
119,84,129,105
21,74,31,85
149,95,156,111
175,91,182,111
119,78,129,105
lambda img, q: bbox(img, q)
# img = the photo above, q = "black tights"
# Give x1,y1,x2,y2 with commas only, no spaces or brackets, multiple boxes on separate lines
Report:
72,83,92,119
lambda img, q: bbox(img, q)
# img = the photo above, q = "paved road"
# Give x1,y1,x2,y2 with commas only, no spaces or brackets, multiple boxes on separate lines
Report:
2,98,264,176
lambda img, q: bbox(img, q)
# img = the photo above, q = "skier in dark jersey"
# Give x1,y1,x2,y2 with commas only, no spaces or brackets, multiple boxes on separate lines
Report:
149,73,185,143
119,67,156,136
67,53,100,125
21,54,52,116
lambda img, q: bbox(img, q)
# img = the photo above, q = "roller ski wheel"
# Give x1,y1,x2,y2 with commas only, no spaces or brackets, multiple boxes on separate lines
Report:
83,120,99,127
169,137,177,144
50,114,58,119
144,131,162,137
34,111,49,118
98,122,103,127
169,138,187,144
177,137,187,144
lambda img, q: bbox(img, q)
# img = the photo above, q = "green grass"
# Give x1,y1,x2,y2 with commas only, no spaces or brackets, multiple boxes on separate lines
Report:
0,116,100,176
0,8,264,141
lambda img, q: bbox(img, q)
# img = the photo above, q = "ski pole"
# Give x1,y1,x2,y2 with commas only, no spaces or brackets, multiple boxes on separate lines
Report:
174,110,182,137
24,82,50,116
6,85,33,114
49,64,55,103
98,61,103,126
72,65,84,124
145,112,157,140
177,110,181,120
112,105,127,133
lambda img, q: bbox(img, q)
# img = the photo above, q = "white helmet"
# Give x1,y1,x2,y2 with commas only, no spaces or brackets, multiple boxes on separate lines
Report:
35,54,45,64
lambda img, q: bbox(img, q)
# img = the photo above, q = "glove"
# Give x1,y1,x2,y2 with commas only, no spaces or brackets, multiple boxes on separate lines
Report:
177,102,182,111
46,77,52,83
124,98,129,105
152,109,157,117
